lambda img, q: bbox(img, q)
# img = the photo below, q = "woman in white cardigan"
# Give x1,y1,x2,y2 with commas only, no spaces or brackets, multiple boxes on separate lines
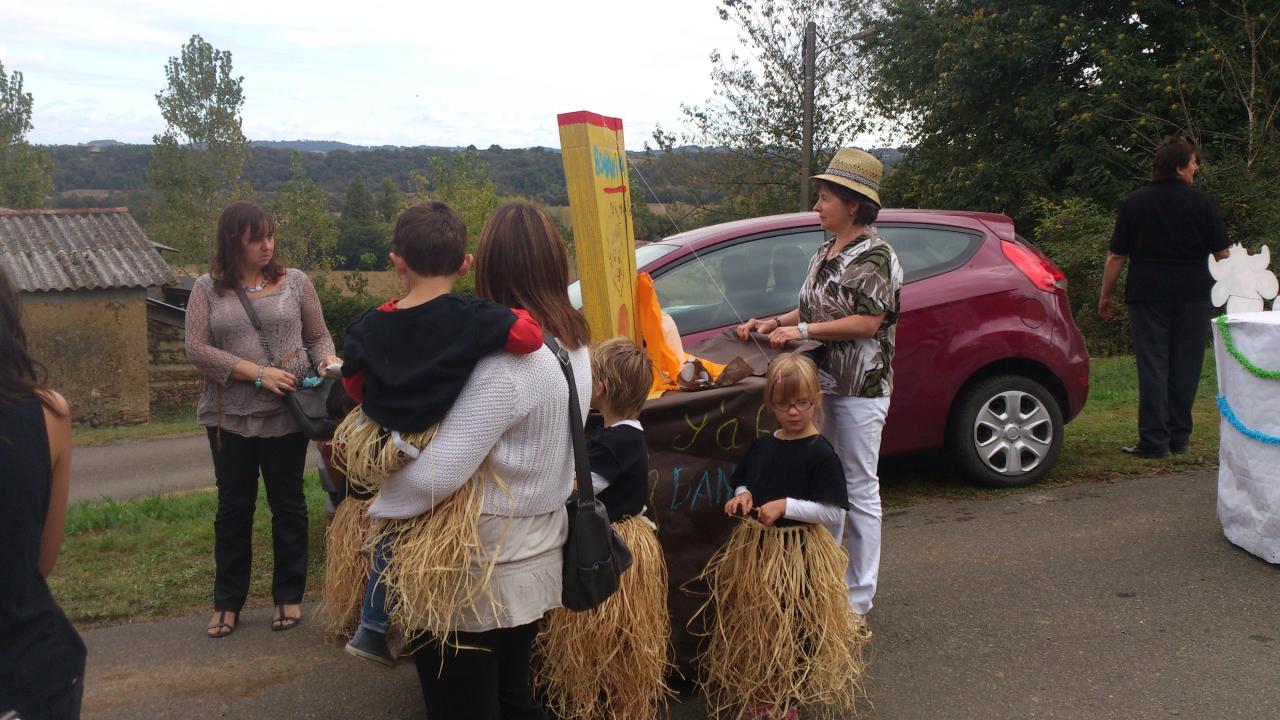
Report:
369,203,592,719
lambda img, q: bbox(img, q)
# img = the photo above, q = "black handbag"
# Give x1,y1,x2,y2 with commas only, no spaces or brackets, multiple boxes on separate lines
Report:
545,337,634,612
235,286,338,440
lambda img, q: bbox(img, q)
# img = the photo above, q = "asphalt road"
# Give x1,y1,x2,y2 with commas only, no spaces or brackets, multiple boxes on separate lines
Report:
76,470,1279,719
70,433,317,504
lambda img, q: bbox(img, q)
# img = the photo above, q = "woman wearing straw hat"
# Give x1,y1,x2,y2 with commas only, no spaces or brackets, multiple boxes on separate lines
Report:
737,147,902,618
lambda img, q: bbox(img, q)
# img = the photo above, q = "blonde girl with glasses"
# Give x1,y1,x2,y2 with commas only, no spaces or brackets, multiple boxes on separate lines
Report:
694,353,869,720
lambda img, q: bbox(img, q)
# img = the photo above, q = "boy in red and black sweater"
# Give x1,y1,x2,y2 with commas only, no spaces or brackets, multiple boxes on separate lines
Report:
339,200,541,666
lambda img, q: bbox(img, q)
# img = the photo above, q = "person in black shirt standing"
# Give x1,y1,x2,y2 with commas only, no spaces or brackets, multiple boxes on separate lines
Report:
0,268,85,719
1099,138,1232,459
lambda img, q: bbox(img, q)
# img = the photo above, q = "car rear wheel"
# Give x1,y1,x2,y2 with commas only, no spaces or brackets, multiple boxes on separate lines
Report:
948,374,1064,488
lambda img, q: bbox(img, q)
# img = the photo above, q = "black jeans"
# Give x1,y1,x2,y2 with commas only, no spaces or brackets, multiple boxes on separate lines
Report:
206,428,311,612
1128,300,1212,452
12,675,83,720
413,622,546,720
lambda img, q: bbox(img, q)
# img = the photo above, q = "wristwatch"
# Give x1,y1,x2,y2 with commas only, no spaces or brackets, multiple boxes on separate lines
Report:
797,322,810,340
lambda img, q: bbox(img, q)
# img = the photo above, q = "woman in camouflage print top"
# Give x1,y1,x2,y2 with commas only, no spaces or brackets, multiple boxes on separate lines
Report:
736,148,902,617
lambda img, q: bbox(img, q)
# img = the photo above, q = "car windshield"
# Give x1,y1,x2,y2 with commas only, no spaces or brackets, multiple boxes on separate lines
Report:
567,242,682,309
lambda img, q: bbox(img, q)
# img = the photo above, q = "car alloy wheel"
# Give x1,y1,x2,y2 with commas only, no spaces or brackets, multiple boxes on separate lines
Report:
950,374,1064,488
972,389,1053,476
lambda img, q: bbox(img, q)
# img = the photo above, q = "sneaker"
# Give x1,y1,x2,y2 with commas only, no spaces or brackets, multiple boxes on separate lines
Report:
345,626,395,667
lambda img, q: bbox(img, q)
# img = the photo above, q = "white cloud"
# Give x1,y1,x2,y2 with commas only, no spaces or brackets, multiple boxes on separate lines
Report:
10,0,745,149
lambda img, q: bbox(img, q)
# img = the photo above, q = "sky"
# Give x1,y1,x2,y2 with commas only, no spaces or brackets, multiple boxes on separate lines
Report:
1,0,750,150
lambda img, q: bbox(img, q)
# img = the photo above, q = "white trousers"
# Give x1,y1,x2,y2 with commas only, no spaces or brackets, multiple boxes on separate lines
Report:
823,394,890,616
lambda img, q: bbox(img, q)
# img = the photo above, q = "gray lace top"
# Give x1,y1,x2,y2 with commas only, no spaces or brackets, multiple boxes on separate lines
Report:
185,269,336,437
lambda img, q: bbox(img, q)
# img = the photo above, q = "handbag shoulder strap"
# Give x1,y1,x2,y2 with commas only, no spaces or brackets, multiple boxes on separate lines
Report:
544,337,596,506
234,286,277,366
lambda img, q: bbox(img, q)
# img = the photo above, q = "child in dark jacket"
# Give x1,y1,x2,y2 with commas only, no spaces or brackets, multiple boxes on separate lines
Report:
338,200,542,666
534,338,673,719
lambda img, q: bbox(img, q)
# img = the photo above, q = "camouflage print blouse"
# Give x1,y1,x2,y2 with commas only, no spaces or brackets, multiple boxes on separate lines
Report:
798,230,903,398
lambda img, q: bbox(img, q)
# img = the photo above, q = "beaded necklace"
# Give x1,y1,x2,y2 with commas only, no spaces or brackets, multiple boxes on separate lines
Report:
242,273,268,294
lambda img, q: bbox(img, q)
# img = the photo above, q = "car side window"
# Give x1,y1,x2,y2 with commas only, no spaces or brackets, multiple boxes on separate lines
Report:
877,224,984,283
653,230,826,336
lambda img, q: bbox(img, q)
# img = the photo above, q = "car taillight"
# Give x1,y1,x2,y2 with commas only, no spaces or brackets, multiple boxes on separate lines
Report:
1002,240,1067,293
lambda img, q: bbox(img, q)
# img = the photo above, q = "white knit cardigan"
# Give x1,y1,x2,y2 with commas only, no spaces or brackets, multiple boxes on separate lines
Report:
369,341,591,520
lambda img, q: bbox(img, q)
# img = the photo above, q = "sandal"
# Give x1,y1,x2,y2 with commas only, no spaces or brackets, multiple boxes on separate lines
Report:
207,610,238,639
271,603,302,632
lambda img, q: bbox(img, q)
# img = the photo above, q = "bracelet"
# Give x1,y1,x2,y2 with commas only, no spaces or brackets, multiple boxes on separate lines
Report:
773,315,784,329
798,322,810,340
254,366,265,389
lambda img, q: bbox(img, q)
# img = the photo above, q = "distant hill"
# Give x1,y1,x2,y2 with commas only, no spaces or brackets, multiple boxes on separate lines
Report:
46,141,906,211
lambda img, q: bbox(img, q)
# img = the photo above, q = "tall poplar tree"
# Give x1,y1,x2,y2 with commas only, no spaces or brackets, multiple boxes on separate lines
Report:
273,152,337,270
0,62,54,208
147,35,252,265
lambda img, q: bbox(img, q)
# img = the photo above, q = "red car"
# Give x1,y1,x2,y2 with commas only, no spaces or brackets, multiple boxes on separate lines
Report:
572,209,1090,487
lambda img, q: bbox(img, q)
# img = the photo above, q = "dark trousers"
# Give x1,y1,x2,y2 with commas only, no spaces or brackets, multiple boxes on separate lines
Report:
413,622,547,720
1129,300,1211,452
206,428,311,612
13,675,83,720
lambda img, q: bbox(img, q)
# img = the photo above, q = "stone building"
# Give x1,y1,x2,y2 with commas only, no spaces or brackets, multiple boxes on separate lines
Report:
1,207,175,425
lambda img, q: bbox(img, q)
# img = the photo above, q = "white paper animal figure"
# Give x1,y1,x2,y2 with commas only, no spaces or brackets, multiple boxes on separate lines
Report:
1209,244,1279,313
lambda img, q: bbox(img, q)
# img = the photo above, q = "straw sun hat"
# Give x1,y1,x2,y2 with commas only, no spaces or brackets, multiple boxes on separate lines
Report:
811,147,883,207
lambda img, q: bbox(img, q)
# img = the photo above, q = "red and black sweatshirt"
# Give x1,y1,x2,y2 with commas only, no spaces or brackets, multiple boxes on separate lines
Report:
341,295,542,433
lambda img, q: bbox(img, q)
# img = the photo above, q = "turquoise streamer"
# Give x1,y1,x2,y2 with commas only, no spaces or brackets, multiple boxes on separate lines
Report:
1216,395,1280,445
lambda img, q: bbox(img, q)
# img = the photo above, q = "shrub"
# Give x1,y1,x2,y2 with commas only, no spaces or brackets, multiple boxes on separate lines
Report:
1029,197,1132,356
314,272,378,351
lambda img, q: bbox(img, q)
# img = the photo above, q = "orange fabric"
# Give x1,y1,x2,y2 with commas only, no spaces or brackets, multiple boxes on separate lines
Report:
636,272,727,393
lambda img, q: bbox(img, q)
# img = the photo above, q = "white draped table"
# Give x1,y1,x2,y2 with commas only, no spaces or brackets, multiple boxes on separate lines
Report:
1212,311,1280,563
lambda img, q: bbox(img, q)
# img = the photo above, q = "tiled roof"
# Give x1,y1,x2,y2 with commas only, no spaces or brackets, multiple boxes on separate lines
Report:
0,208,175,292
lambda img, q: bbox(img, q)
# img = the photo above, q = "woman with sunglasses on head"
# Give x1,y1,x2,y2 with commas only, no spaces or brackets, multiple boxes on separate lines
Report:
737,148,902,620
0,267,85,719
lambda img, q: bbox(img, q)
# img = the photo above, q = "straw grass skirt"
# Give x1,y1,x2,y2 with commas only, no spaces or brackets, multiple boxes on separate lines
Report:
331,407,437,494
320,497,373,637
535,515,673,719
693,518,870,719
369,473,499,638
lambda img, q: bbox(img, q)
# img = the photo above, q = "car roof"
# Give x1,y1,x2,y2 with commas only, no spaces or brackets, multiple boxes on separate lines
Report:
656,209,1016,251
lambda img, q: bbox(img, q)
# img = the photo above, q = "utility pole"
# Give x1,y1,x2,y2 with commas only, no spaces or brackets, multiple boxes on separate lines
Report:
799,21,816,212
800,25,878,212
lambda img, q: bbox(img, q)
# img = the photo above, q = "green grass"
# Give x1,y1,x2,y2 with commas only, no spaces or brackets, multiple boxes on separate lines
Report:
52,351,1223,626
49,472,330,626
73,406,201,447
880,350,1219,507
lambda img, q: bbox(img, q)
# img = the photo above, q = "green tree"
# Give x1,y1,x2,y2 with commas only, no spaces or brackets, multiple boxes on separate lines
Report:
0,62,54,208
860,1,1280,241
147,34,252,265
655,0,870,220
337,176,387,269
409,149,500,295
273,152,337,270
376,176,404,223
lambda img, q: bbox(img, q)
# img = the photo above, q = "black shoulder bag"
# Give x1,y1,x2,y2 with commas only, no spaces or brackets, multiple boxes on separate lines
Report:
235,286,338,440
545,337,634,611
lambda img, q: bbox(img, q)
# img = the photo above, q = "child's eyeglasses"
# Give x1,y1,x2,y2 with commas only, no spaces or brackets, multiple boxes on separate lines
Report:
771,399,814,412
